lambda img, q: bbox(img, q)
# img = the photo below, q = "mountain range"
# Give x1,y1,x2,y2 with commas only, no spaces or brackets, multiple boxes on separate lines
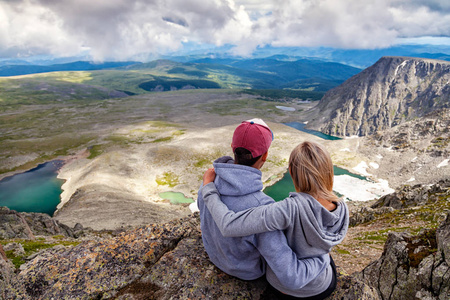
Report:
0,58,361,97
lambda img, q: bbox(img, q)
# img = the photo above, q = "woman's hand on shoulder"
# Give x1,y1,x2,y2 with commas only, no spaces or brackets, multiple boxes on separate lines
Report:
203,168,216,185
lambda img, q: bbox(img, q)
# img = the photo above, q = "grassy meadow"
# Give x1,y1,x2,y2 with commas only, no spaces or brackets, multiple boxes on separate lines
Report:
0,66,314,177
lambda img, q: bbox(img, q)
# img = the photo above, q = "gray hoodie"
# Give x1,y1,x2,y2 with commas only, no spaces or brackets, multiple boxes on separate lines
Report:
201,174,349,297
197,157,330,296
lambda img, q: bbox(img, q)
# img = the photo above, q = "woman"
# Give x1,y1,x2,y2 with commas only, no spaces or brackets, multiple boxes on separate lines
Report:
201,141,349,299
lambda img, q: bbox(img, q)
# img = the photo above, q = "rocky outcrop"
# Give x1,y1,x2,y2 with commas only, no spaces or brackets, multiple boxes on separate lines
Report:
350,179,449,227
306,57,450,136
3,203,450,299
365,108,450,155
0,207,78,240
359,213,450,299
1,212,378,300
372,179,450,210
0,244,14,300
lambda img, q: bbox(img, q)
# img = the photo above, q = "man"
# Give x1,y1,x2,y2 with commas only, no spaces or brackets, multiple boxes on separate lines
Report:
197,118,329,291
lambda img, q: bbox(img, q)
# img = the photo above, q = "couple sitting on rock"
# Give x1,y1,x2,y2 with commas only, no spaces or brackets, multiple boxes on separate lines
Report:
197,118,349,299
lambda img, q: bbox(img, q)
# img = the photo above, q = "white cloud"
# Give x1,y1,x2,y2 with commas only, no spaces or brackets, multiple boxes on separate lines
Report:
0,0,450,60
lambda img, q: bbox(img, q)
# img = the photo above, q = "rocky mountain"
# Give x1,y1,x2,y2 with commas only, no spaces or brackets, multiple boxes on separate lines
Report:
306,56,449,137
351,108,449,188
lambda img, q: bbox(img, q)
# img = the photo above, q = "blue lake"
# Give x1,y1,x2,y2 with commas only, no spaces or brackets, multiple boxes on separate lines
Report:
284,122,342,140
0,160,64,215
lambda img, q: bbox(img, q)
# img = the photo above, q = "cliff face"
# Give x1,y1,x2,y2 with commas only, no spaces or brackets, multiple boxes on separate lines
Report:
307,57,450,136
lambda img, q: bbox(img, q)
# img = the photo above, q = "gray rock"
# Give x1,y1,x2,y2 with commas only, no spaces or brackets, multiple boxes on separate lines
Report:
359,213,450,299
2,213,379,299
371,179,450,209
0,207,76,240
3,243,25,256
0,244,14,300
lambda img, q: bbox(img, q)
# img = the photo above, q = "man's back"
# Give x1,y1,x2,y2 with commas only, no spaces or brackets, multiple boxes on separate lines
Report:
197,156,273,280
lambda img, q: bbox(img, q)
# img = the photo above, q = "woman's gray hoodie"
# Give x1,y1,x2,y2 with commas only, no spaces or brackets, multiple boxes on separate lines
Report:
201,178,349,297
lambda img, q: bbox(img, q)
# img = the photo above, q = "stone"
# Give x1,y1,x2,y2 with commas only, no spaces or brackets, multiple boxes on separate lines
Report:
359,213,450,299
2,213,379,299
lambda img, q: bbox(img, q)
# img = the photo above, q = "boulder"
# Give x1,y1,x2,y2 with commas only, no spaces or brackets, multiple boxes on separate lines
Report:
0,207,76,240
359,213,450,299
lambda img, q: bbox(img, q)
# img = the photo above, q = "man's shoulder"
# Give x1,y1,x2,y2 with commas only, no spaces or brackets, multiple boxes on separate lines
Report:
248,191,275,207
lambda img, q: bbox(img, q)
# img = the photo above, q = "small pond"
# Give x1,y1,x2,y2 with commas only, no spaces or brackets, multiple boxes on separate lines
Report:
159,191,194,204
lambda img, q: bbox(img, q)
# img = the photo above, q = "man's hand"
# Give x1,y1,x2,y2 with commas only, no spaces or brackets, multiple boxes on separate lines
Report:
203,168,216,185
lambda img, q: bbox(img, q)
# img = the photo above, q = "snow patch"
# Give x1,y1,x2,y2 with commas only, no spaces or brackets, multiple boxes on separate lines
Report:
437,159,449,168
189,201,199,213
411,157,418,162
376,154,383,159
276,106,296,111
369,162,379,169
334,175,395,202
352,161,371,176
407,177,415,182
345,135,359,139
394,60,408,77
340,148,350,152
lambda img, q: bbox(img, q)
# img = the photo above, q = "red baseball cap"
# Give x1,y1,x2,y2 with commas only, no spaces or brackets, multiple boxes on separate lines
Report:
232,118,274,158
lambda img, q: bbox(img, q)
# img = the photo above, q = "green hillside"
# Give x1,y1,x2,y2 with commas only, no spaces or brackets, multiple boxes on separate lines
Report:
0,58,362,97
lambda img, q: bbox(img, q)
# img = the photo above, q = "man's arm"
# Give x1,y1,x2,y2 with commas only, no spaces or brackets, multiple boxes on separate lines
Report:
201,182,293,237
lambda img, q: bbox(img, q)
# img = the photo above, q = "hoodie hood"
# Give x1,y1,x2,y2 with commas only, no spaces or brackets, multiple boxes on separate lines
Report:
292,192,349,252
213,156,263,197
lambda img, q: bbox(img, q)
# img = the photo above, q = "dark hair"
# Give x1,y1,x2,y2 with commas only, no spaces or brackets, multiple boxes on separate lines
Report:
234,147,262,166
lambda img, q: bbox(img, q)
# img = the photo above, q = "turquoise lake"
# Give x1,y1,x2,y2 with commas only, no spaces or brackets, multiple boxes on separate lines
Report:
263,122,364,201
0,161,64,215
264,166,366,201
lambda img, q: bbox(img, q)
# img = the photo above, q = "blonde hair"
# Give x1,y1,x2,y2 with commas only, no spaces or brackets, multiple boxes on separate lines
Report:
289,141,340,202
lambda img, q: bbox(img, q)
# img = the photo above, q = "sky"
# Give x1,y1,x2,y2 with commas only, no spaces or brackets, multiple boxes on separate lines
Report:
1,0,450,61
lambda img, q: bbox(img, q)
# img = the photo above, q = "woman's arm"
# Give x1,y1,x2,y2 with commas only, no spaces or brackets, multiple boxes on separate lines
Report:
201,182,293,237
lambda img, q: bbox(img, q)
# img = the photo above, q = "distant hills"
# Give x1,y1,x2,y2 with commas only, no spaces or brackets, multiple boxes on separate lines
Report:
0,57,362,98
0,61,137,77
166,44,450,68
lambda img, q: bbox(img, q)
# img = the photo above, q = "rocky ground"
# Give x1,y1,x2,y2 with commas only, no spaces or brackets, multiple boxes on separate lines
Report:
0,179,448,299
333,179,450,275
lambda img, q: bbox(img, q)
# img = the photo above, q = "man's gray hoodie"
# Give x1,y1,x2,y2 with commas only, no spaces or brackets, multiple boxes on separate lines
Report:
197,157,330,296
201,167,349,297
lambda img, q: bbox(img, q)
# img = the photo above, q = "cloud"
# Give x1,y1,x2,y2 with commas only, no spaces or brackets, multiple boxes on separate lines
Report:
0,0,449,61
